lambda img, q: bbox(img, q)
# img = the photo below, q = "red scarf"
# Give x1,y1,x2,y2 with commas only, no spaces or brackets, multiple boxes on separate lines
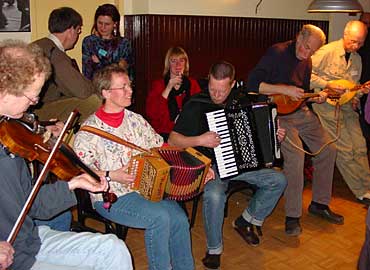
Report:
95,105,124,128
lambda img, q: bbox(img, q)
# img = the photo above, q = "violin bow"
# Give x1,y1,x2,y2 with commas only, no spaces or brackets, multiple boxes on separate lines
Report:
6,110,79,244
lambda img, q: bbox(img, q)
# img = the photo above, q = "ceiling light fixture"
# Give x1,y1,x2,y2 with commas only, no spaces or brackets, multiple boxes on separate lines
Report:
307,0,363,13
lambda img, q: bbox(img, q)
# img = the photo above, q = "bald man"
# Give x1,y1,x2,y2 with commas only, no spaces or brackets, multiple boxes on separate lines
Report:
311,20,370,204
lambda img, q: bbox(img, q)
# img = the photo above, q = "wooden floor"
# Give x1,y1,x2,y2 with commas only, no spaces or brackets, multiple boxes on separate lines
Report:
79,170,369,270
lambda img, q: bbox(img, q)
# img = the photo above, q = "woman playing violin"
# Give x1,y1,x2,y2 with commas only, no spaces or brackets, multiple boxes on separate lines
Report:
0,40,132,270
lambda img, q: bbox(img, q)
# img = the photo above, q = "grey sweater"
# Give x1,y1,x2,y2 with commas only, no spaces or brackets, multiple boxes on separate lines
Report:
0,147,76,270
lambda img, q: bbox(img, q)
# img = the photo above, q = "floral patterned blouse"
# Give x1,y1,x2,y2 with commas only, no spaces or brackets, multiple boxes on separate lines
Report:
82,35,134,81
73,109,163,204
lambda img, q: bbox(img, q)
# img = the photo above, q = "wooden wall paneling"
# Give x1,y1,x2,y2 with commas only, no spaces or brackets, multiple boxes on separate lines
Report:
124,15,329,115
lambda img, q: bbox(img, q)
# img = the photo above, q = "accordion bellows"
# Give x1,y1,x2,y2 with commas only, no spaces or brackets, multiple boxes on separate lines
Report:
129,147,211,201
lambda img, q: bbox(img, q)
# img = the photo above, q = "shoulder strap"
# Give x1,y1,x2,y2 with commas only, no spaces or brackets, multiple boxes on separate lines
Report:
79,125,151,154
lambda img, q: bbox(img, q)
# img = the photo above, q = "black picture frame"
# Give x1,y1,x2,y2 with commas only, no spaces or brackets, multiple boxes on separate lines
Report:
0,0,30,32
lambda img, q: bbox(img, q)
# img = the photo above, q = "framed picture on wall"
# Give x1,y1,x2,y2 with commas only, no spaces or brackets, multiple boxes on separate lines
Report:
0,0,30,32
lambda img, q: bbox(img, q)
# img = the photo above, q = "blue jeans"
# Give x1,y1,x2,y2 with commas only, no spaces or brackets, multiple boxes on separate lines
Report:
203,167,286,254
34,211,72,231
94,192,194,270
31,226,132,270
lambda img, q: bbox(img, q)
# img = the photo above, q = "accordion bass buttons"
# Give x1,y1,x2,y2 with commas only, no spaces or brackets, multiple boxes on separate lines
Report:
128,159,139,177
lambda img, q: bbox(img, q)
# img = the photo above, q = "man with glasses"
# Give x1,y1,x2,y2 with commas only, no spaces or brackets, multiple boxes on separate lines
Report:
246,24,344,237
32,7,100,122
311,20,370,204
0,39,132,270
31,7,101,232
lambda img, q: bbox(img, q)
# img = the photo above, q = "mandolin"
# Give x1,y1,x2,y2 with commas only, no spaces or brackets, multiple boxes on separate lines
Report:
269,89,341,115
325,79,370,106
269,92,320,115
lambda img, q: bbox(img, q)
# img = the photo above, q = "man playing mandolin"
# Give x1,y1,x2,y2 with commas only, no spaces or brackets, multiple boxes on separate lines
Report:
0,40,132,270
311,20,370,204
246,24,344,236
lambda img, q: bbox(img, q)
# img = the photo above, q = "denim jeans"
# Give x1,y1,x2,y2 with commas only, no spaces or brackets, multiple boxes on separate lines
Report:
203,167,286,254
94,192,194,270
31,226,132,270
34,210,72,231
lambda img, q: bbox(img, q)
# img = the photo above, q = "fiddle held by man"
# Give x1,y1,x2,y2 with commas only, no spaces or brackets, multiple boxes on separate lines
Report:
0,39,132,270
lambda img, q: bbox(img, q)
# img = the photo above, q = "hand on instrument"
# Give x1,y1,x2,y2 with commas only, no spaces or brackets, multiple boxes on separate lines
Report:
111,164,136,185
276,122,286,142
325,81,346,95
199,131,221,148
286,86,304,101
68,173,108,192
359,86,370,95
45,120,64,137
204,168,215,184
0,241,14,270
308,91,327,104
352,96,361,111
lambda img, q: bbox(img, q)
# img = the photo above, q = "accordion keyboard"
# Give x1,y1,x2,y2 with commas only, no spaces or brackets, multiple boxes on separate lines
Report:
206,109,238,178
206,103,281,180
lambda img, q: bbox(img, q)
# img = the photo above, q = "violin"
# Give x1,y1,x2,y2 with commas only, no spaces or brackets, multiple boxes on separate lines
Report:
2,111,117,245
0,112,118,199
0,113,81,180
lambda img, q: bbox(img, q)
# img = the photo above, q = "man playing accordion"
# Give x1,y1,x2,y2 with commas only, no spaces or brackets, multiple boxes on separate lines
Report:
169,61,287,270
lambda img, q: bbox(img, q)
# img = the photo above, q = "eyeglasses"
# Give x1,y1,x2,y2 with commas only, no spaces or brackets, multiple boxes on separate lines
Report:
23,94,40,105
108,83,132,91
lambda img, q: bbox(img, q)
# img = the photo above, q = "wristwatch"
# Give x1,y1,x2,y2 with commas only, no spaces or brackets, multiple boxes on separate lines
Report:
105,171,111,182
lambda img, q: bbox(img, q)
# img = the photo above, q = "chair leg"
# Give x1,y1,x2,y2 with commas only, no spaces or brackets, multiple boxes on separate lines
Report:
224,195,231,218
116,224,129,241
189,196,200,228
178,201,189,217
105,222,115,234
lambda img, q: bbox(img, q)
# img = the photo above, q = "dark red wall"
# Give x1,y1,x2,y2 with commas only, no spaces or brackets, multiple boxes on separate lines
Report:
124,15,329,115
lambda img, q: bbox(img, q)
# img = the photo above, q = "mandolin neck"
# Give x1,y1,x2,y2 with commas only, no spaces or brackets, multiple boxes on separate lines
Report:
351,81,370,92
302,93,319,99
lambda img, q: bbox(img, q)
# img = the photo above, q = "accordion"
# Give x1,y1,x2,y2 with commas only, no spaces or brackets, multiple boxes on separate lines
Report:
206,102,281,179
128,147,211,201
